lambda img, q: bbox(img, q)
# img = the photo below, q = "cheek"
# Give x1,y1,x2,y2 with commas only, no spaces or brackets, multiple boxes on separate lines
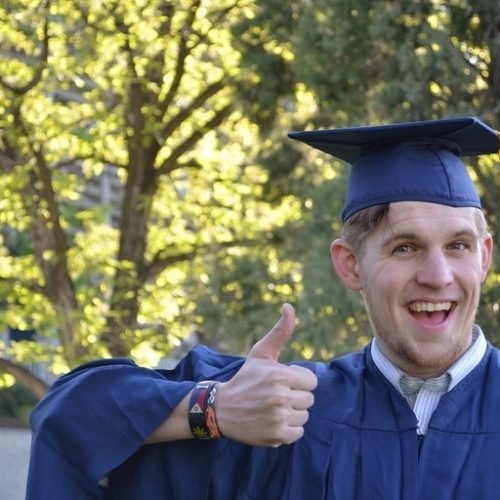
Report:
454,260,484,288
363,268,412,318
361,260,403,293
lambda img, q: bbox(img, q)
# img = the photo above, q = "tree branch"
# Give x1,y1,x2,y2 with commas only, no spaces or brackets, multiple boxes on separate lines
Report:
0,357,48,400
157,0,202,118
158,103,233,175
143,237,256,282
160,79,226,142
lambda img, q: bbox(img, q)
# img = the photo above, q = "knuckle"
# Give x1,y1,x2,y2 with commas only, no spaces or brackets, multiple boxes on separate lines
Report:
270,389,291,407
271,405,291,422
267,366,291,385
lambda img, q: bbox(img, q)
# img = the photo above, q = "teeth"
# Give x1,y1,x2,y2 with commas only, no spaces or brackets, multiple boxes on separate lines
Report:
409,302,452,313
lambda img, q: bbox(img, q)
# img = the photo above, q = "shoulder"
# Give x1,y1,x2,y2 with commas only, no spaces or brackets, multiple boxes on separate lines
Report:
480,343,500,380
486,343,500,362
296,349,372,410
296,348,395,436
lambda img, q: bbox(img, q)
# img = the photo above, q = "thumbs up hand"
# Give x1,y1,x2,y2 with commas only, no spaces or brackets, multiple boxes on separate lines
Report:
215,304,318,447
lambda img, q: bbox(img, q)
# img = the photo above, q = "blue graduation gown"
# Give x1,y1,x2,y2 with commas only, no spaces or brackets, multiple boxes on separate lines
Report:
27,343,500,499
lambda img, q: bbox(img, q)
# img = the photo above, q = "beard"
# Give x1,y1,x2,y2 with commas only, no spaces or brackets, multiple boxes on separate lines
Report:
375,329,470,372
362,293,476,374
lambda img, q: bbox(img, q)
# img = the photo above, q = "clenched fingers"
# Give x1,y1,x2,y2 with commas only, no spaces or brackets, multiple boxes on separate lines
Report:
287,364,318,392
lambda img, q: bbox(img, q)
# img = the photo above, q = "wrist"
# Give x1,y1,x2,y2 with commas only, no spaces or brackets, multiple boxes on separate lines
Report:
188,381,223,440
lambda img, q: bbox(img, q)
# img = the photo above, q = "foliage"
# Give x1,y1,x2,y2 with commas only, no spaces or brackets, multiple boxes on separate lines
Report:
0,0,498,395
0,0,297,371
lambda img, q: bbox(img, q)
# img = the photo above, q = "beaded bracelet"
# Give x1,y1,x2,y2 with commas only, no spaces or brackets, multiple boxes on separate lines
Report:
188,381,222,439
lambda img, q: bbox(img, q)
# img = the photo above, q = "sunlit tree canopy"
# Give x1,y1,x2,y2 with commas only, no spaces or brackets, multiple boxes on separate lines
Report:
0,0,498,404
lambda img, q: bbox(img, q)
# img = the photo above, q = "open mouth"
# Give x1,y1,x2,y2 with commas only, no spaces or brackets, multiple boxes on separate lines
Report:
408,301,453,325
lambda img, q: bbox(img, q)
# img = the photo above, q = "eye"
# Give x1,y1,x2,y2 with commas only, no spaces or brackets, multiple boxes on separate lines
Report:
393,244,414,254
448,241,469,251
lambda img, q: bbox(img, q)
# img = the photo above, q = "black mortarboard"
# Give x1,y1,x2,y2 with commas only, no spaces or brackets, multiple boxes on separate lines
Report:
288,116,499,222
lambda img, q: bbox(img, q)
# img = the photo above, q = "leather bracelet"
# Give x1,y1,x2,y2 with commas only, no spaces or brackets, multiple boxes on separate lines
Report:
188,381,222,439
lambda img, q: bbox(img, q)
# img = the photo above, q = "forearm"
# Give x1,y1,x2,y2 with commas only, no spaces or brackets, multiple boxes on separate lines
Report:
147,360,316,448
146,391,193,443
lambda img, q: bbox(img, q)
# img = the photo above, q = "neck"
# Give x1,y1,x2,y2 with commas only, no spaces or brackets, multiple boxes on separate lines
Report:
373,336,473,379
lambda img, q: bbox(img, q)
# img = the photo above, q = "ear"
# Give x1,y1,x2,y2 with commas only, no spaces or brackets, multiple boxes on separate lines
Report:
480,232,494,282
330,238,363,291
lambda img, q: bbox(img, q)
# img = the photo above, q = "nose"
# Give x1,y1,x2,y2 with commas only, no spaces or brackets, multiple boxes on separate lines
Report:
415,249,454,289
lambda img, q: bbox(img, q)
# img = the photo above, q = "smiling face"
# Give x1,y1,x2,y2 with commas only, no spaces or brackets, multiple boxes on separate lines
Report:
331,202,493,377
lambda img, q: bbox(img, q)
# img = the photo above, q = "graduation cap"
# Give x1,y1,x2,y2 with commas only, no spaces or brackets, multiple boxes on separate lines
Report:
288,116,499,222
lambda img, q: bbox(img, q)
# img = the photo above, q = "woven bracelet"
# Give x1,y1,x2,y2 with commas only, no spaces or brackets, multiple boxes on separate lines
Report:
188,381,222,439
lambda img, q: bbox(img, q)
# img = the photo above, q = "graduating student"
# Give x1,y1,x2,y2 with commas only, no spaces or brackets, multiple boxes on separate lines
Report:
27,116,500,499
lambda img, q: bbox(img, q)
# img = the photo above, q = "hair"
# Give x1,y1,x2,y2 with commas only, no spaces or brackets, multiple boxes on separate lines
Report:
340,204,390,253
341,204,488,254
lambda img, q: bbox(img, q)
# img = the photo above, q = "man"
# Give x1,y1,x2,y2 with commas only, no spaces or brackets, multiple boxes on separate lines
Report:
27,117,500,499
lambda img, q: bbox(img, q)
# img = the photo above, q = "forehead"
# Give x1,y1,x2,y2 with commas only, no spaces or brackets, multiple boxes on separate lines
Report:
383,201,480,236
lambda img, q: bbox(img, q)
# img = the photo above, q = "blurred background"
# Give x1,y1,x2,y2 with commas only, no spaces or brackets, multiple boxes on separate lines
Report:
0,1,499,497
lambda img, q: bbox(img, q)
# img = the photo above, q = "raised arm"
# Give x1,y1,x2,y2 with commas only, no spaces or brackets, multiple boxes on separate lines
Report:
27,304,317,499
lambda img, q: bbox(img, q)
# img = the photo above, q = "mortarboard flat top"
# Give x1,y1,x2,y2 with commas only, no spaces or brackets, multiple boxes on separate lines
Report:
289,116,499,222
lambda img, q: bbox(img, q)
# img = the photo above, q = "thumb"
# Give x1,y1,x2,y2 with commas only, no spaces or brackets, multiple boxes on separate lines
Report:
248,303,295,362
